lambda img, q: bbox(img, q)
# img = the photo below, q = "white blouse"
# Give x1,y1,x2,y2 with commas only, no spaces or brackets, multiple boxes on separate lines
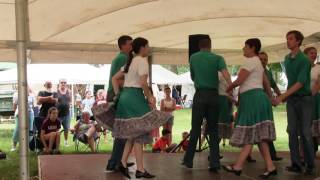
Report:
239,56,264,94
218,72,228,96
311,64,320,90
123,55,149,88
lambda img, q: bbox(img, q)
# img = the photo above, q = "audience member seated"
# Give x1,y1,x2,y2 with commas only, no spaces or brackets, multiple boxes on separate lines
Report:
152,129,176,153
178,132,190,152
71,111,99,152
0,150,6,159
40,107,61,155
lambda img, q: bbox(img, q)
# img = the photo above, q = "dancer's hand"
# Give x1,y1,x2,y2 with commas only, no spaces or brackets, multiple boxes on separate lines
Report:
226,84,234,94
273,96,283,106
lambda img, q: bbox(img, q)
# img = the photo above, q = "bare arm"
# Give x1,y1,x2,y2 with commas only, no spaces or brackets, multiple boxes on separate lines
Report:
220,69,232,86
13,103,17,112
263,73,273,98
37,96,57,105
111,70,125,95
40,130,48,149
226,69,250,92
160,100,165,111
312,76,320,96
171,99,177,111
139,74,151,101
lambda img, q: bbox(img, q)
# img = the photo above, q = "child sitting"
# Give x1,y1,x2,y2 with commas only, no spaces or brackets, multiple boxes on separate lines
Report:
178,132,190,152
40,107,61,154
152,129,176,153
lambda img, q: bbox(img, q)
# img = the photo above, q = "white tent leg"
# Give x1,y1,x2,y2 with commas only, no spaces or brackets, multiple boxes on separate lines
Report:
15,0,29,180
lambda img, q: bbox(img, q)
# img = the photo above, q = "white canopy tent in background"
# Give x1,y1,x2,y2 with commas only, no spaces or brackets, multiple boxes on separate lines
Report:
179,72,239,103
179,72,195,104
0,64,183,85
0,0,320,65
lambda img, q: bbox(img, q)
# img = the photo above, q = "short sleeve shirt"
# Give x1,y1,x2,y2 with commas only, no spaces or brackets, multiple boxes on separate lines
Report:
123,56,149,88
239,56,264,94
41,119,61,134
13,92,35,116
284,51,311,96
81,98,95,116
108,52,128,93
38,91,58,117
190,51,227,90
152,137,169,150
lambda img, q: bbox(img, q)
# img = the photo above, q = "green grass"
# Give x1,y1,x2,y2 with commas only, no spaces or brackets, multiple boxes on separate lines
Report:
0,105,289,180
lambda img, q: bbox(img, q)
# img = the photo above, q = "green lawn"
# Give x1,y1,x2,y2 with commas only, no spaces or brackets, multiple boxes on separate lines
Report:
0,105,289,180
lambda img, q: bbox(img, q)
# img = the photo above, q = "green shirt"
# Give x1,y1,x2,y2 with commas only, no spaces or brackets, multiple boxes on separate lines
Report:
284,50,311,96
107,52,128,92
190,51,227,89
265,69,277,89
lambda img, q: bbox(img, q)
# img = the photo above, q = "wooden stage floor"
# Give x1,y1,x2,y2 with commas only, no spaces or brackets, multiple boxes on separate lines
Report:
39,152,320,180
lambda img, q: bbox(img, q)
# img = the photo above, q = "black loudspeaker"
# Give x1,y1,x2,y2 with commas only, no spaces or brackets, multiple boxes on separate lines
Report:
188,34,210,60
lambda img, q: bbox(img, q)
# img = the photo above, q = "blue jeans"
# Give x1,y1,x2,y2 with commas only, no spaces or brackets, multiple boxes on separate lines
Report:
12,110,34,143
287,96,314,168
59,114,71,132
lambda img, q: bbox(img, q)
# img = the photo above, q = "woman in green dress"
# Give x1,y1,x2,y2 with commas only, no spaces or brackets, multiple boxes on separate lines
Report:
223,38,277,179
111,37,172,179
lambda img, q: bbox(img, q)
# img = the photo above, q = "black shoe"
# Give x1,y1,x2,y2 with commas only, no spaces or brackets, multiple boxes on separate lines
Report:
271,157,283,161
304,167,314,175
222,165,242,176
259,169,277,179
246,156,257,163
181,161,193,168
136,170,155,179
119,163,131,179
127,162,135,168
105,164,116,172
208,167,220,173
285,165,302,174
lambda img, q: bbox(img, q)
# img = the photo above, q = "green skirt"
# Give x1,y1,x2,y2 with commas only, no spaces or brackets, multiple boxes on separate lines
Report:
230,89,276,147
312,93,320,138
113,88,172,144
218,95,233,139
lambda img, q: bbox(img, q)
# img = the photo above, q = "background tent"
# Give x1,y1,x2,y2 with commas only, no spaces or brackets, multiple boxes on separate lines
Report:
0,64,183,85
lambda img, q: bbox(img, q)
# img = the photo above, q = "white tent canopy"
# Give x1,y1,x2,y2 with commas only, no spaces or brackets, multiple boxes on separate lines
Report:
0,0,320,65
0,64,183,85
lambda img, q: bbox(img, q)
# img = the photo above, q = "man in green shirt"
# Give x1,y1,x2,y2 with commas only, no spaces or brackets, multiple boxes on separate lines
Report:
259,52,283,162
106,35,134,172
275,30,314,175
183,37,232,172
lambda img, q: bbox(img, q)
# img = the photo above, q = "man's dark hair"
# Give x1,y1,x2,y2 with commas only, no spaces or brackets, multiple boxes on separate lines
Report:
198,37,211,49
162,129,171,136
117,35,132,50
286,30,304,46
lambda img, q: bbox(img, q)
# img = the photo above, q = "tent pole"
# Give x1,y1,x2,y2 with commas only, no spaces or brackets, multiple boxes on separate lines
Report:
15,0,29,180
148,55,153,87
71,84,75,120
